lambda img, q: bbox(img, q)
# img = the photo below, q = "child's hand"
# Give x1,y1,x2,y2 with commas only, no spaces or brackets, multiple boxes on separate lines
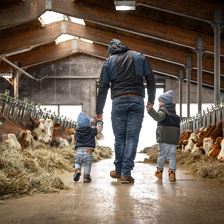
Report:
146,102,154,111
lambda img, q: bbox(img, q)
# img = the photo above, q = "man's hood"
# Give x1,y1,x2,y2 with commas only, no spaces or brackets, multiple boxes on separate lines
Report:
108,39,129,55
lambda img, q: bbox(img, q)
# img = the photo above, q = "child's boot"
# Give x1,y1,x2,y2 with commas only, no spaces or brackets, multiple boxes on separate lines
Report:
154,169,163,180
84,174,92,183
169,170,176,182
73,168,81,182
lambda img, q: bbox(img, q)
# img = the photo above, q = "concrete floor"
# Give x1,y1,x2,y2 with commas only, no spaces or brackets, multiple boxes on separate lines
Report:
0,153,224,224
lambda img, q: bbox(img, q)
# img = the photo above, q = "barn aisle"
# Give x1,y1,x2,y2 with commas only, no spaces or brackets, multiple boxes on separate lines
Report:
0,153,224,224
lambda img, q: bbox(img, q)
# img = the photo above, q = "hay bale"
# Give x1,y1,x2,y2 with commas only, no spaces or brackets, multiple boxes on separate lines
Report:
0,143,72,199
144,145,224,183
140,144,158,154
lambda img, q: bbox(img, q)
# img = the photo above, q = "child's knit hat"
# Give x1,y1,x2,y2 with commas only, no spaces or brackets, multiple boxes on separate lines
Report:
77,112,91,128
158,90,174,104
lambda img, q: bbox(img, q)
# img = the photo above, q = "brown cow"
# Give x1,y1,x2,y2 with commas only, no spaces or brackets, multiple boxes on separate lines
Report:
217,139,224,161
178,129,192,149
50,123,73,147
208,137,223,158
0,114,33,150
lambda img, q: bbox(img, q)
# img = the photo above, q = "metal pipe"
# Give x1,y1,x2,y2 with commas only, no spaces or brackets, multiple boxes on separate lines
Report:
196,37,203,113
212,9,222,105
186,55,192,118
178,69,184,119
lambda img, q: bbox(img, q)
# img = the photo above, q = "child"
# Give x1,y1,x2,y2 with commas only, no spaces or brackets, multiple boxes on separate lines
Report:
147,90,180,182
73,112,103,183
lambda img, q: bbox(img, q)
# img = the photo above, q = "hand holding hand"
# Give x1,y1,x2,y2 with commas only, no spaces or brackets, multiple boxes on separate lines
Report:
146,102,154,111
95,114,103,121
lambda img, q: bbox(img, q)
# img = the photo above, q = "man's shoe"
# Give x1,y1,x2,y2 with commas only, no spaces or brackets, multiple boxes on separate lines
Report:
73,169,81,182
110,170,121,179
154,170,163,180
120,176,135,184
169,171,176,182
84,174,92,183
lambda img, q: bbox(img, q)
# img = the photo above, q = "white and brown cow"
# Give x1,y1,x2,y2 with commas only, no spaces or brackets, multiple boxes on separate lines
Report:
32,118,54,144
217,138,224,161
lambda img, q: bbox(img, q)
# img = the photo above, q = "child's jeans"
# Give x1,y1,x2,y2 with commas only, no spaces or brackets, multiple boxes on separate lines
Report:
157,143,177,171
74,147,93,175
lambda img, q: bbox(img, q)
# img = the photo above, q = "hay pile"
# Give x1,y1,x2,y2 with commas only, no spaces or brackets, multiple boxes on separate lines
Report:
0,144,69,199
0,142,112,199
143,145,224,183
93,145,113,161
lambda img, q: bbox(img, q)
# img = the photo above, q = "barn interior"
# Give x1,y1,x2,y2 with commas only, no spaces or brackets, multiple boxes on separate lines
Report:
0,1,224,224
0,0,224,118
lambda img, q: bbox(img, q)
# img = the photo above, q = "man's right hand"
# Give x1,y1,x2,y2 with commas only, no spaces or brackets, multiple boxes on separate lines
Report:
146,102,154,111
95,114,103,121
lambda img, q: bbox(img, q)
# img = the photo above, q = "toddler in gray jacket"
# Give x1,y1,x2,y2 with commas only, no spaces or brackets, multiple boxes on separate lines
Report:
147,90,180,182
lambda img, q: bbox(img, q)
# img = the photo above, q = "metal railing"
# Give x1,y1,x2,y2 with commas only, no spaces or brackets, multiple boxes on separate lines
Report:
0,90,76,130
180,100,224,134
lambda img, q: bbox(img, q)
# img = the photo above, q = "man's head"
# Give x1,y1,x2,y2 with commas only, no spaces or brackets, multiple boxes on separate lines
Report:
108,39,129,55
158,90,174,105
77,112,91,129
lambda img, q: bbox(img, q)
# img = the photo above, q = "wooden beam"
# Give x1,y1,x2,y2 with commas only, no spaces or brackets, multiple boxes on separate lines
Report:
0,40,223,89
137,0,224,23
0,0,45,29
1,21,222,75
51,1,219,54
0,0,222,55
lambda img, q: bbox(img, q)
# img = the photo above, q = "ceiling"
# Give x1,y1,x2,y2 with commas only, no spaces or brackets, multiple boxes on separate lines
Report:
0,0,224,90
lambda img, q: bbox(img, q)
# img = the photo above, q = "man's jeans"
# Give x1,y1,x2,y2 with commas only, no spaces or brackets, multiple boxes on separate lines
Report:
157,143,177,171
111,95,144,176
74,147,93,175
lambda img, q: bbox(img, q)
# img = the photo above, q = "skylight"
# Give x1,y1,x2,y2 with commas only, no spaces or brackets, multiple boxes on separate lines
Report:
38,11,65,25
55,34,78,44
38,11,85,26
69,16,86,25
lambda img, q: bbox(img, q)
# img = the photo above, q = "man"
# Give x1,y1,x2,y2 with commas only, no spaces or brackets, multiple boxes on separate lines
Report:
95,39,156,184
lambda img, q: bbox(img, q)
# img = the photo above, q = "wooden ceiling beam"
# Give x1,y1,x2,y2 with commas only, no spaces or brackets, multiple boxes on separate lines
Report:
1,21,222,75
0,40,223,89
137,0,224,23
0,0,45,30
51,1,220,54
0,0,222,55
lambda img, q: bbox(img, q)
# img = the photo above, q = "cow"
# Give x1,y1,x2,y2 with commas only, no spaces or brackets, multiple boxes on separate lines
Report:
208,137,223,158
0,113,33,150
184,132,198,152
217,139,224,161
202,137,214,155
195,125,216,148
178,129,192,149
50,123,74,148
32,118,53,144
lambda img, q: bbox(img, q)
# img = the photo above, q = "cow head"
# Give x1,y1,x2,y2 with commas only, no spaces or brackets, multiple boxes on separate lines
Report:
33,118,53,144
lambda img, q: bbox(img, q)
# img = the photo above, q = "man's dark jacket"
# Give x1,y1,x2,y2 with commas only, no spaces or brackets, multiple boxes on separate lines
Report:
96,39,156,115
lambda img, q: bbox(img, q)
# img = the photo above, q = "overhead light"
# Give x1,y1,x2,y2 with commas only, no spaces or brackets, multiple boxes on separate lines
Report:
55,34,77,44
114,0,136,11
69,16,86,25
